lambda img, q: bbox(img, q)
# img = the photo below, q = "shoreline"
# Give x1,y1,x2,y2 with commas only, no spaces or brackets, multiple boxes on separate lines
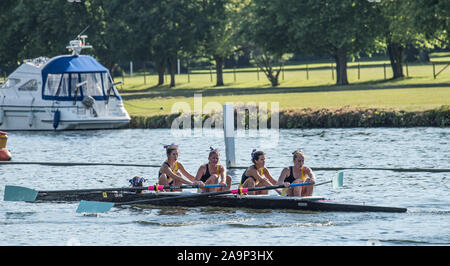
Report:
127,105,450,129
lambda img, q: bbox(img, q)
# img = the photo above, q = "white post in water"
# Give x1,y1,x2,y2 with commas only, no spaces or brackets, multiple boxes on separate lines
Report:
223,104,236,168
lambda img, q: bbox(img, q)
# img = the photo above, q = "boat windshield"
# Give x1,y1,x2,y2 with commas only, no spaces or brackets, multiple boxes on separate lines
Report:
43,72,119,101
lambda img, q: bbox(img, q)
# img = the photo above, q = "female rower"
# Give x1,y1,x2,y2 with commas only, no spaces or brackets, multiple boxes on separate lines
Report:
278,150,315,197
193,147,232,193
241,150,278,195
158,144,195,191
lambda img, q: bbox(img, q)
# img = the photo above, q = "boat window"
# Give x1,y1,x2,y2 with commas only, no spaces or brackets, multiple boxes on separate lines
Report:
103,73,118,97
44,74,62,96
70,73,80,96
18,79,38,91
56,74,70,97
0,78,20,89
80,73,104,97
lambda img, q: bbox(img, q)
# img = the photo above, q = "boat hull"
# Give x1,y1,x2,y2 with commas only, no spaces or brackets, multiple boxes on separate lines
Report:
0,106,130,131
35,190,407,213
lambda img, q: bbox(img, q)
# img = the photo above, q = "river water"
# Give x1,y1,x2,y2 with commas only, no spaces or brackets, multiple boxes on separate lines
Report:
0,128,449,246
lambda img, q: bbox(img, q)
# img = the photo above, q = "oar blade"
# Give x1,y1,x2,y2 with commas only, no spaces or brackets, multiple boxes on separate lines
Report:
4,186,39,202
76,200,114,214
333,172,344,189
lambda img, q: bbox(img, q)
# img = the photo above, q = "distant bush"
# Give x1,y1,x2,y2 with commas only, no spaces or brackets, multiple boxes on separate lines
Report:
128,105,450,129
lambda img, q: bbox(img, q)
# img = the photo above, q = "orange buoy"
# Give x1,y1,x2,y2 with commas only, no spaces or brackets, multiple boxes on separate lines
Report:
0,131,12,161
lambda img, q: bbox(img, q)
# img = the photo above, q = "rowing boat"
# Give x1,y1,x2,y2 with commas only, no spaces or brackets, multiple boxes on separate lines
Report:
33,190,407,213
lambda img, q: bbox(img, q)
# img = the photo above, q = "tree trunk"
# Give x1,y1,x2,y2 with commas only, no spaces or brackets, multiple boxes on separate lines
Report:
214,55,224,86
334,49,349,85
157,58,165,86
387,42,404,79
168,56,176,87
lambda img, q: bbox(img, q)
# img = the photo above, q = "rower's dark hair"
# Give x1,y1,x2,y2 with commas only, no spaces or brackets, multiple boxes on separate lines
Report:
164,144,179,156
251,150,265,164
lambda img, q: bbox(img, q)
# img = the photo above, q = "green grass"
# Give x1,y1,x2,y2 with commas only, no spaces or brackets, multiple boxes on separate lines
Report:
119,53,450,117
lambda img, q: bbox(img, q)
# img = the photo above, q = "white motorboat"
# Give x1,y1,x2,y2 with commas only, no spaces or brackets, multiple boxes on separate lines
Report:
0,35,130,130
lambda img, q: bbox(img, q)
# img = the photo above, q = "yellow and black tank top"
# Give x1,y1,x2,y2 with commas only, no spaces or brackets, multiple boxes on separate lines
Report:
241,166,264,185
200,164,221,183
159,161,179,184
284,166,306,183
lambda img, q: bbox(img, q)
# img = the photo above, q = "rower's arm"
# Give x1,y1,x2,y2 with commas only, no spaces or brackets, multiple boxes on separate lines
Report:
305,167,316,184
219,166,226,183
178,162,196,182
263,168,278,185
277,167,290,186
194,165,206,182
163,164,192,185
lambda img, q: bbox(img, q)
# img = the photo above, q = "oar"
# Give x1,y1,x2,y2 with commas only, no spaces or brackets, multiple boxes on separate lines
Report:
3,184,224,202
231,171,344,188
76,182,312,214
315,171,344,189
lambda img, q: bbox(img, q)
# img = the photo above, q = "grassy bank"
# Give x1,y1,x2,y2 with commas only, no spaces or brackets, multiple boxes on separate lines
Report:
118,53,450,127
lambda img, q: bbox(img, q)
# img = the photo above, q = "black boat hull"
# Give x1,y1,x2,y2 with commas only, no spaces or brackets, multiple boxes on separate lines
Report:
35,191,407,213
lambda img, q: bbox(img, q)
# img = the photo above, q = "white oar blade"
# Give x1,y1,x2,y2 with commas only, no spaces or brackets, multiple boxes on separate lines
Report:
333,172,344,189
4,186,39,202
76,200,114,214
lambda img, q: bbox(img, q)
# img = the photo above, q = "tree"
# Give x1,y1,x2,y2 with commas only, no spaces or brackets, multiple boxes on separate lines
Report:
239,0,288,87
196,0,248,87
411,0,450,48
249,0,383,85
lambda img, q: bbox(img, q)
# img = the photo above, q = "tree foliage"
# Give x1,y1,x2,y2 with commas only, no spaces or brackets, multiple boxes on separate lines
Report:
0,0,448,87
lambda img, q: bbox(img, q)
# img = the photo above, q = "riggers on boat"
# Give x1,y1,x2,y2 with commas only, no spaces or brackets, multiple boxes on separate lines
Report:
33,190,407,213
0,35,130,131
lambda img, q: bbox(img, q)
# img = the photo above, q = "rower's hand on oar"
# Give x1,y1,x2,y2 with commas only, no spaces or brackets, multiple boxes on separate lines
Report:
193,181,205,188
305,178,315,185
283,182,290,188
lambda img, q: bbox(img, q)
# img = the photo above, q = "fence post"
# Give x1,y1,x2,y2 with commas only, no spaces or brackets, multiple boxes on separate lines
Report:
433,63,436,79
306,64,309,80
233,66,237,82
331,63,334,80
210,65,213,83
143,62,147,85
130,61,133,77
405,62,409,77
187,65,190,83
358,63,361,80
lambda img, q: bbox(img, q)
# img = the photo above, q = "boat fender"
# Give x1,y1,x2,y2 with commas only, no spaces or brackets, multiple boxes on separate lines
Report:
53,109,61,130
0,109,4,126
28,111,35,128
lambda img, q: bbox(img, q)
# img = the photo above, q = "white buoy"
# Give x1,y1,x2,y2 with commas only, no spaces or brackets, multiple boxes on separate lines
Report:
223,104,236,168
